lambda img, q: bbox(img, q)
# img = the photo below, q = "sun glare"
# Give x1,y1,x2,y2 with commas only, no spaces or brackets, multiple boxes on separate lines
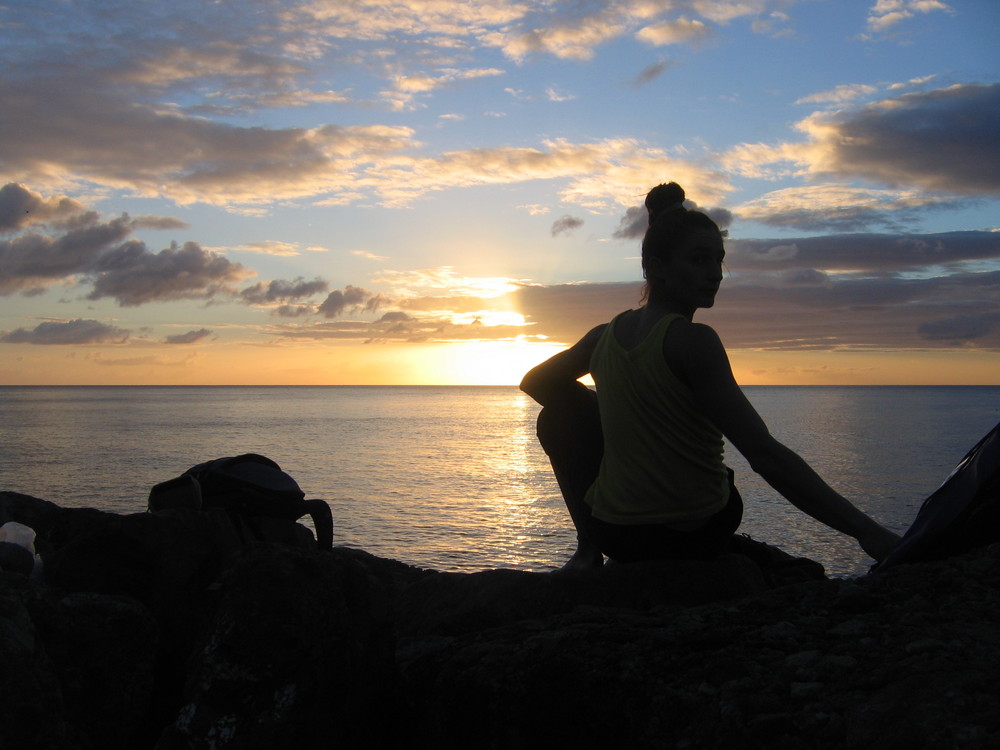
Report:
442,338,567,386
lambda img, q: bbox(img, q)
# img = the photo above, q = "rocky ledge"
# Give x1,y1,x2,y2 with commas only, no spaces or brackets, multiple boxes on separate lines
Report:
2,490,998,749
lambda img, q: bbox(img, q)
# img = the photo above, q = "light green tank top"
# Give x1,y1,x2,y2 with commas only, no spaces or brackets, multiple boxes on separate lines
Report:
584,311,730,524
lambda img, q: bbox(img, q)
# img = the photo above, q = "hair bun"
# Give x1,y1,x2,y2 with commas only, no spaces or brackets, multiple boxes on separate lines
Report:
645,182,686,223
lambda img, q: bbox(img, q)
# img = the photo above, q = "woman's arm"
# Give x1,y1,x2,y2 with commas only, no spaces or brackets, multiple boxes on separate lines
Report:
520,324,606,406
671,322,900,561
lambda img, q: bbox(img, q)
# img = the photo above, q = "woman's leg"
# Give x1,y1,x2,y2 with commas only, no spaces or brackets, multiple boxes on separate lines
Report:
587,474,744,563
535,382,604,568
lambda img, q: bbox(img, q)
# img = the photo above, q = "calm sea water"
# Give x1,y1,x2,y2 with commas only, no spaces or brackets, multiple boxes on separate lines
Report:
1,385,998,577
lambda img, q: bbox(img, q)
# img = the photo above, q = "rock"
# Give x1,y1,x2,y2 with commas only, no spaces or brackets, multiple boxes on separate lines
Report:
1,572,159,750
156,545,400,750
1,490,998,749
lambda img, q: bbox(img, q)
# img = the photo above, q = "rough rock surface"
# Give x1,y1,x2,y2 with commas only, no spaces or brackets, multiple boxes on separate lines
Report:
1,490,998,749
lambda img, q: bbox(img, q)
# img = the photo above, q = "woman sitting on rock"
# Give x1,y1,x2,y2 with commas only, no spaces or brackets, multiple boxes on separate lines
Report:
521,181,900,569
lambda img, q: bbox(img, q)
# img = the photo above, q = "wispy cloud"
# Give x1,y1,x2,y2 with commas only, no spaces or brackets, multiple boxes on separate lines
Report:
551,215,584,236
1,319,130,345
164,328,213,345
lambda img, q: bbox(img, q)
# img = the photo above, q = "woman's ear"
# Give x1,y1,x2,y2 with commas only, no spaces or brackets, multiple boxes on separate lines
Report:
644,255,666,281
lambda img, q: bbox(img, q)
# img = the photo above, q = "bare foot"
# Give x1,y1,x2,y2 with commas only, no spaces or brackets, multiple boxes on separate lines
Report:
560,543,605,571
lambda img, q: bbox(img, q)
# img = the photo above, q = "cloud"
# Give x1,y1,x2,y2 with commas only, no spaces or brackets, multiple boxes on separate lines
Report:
86,240,252,306
504,229,1000,351
0,213,135,294
0,185,256,305
0,0,749,210
164,328,213,345
317,285,381,318
1,319,129,345
630,60,679,88
131,216,189,231
0,183,91,232
611,198,734,241
613,206,648,240
240,277,329,305
725,83,1000,197
0,72,419,206
234,241,306,257
378,311,412,323
384,67,505,110
274,304,317,318
735,185,967,232
918,312,1000,343
797,84,1000,195
499,8,631,62
374,267,520,298
636,18,713,46
726,231,1000,274
795,84,878,106
209,227,1000,354
865,0,953,34
551,215,584,236
365,137,733,209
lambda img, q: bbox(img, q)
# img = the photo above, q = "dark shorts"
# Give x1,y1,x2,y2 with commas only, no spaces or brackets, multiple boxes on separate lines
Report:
536,383,743,563
586,471,744,563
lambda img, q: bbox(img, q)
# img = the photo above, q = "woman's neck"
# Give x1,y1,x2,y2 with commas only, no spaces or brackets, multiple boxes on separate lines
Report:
643,288,695,321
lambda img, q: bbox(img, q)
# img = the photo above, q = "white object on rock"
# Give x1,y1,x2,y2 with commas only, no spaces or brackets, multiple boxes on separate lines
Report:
0,521,44,580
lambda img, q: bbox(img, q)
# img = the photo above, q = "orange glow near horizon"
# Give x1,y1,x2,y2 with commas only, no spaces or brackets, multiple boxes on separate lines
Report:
1,340,998,386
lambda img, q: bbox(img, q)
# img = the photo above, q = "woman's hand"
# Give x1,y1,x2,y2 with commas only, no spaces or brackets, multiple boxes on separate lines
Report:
857,524,903,562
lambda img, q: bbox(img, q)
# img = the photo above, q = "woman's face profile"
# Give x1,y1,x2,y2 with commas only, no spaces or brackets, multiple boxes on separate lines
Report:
654,228,726,312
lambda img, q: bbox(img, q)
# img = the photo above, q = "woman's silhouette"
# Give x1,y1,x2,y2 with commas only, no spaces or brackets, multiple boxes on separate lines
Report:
521,182,900,568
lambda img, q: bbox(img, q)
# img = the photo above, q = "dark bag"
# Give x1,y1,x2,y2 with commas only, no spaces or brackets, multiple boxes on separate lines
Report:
148,453,333,551
873,421,1000,572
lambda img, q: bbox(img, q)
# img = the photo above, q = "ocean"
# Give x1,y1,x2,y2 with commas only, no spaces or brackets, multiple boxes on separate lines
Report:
1,385,998,577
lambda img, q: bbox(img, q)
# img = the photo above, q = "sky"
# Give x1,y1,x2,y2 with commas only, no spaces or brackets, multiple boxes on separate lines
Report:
1,0,998,386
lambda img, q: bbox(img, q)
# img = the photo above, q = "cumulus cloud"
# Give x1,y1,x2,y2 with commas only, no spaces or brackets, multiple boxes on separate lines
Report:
0,183,91,232
1,319,129,345
799,84,1000,195
0,212,135,295
86,240,252,306
727,84,1000,198
317,285,383,318
240,277,329,305
0,185,254,305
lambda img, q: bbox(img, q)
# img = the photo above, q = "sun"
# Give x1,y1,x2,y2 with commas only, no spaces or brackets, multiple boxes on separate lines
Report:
440,338,568,386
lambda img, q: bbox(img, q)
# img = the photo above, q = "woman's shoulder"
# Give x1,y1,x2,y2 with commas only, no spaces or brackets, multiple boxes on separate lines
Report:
668,318,721,343
663,319,727,380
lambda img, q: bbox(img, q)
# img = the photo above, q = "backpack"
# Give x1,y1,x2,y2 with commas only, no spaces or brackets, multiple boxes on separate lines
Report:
148,453,333,551
873,421,1000,572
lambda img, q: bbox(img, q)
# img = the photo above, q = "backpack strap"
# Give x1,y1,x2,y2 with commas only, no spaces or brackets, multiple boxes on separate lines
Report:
302,498,334,551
